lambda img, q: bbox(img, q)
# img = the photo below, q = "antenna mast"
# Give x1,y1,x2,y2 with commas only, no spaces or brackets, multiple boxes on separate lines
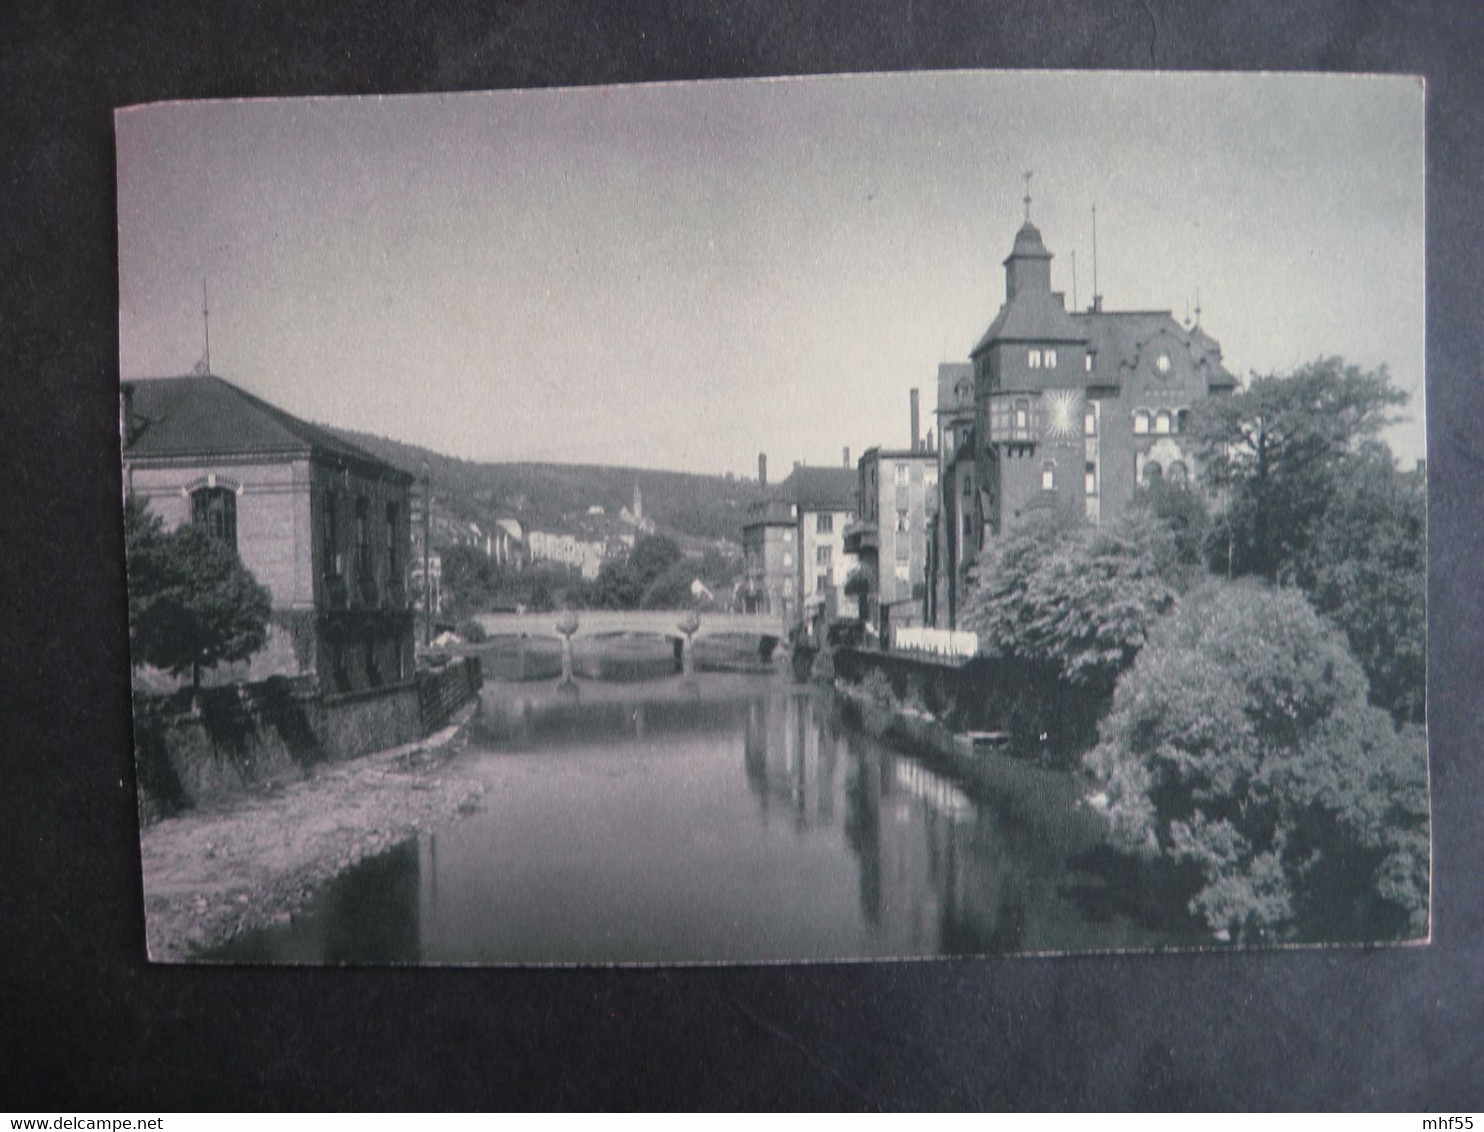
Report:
1091,204,1100,311
1070,249,1078,312
1022,171,1033,222
202,278,211,375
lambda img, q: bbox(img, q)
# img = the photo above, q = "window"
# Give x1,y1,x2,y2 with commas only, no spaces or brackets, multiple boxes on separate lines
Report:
191,487,237,550
816,546,832,565
816,513,833,534
1143,460,1164,484
1014,399,1029,431
1156,353,1172,374
1044,349,1058,368
1028,349,1043,368
816,572,831,593
1085,353,1094,372
1155,410,1172,435
355,497,370,577
783,577,795,596
1085,461,1097,495
1134,410,1150,435
896,509,910,533
322,489,339,575
385,502,399,580
1168,461,1190,488
1084,405,1098,436
1041,461,1056,491
783,552,793,567
894,464,909,486
1176,409,1191,434
783,529,793,543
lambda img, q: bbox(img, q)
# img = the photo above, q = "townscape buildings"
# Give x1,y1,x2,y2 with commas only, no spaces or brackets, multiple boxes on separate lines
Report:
752,210,1236,643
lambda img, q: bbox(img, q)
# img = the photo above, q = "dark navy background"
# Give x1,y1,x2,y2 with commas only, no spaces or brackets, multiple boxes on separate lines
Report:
2,1,1481,1110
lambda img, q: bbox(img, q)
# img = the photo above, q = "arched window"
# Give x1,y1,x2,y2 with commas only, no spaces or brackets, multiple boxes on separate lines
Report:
1133,410,1150,435
1168,460,1189,487
1155,410,1172,434
1143,460,1164,484
1041,460,1056,491
1014,399,1029,432
1176,408,1191,434
191,487,236,550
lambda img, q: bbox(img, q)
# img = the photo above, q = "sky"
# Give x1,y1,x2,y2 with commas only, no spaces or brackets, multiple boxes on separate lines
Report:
117,71,1426,475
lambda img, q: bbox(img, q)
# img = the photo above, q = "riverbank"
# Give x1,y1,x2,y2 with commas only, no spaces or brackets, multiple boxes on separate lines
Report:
139,701,486,961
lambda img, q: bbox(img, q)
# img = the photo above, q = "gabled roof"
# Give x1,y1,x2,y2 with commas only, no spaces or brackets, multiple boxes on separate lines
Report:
1073,311,1235,389
122,374,414,482
936,362,974,414
777,465,859,512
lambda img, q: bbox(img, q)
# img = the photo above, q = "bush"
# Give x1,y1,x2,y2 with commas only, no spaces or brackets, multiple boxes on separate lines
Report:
458,618,489,644
1084,582,1429,943
962,509,1179,692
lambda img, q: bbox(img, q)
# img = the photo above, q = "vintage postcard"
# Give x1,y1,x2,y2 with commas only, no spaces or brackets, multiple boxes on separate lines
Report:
118,72,1427,964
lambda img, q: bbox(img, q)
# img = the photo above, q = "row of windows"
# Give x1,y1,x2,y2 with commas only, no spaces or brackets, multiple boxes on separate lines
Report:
1026,349,1096,372
1134,408,1191,435
323,491,401,582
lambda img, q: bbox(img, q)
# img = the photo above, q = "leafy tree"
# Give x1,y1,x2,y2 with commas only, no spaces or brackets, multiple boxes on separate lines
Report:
1132,477,1210,586
1084,582,1429,943
844,565,875,622
641,562,705,610
629,534,683,589
1299,443,1426,724
961,509,1179,692
1189,358,1406,581
125,498,273,689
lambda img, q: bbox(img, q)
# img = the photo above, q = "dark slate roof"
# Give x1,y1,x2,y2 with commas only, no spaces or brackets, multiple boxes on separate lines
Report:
1073,311,1235,390
122,374,414,481
971,289,1086,353
776,466,859,512
936,362,975,414
1004,222,1051,262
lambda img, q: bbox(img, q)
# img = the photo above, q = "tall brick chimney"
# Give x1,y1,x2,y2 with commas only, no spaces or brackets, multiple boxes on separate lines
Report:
843,446,851,469
758,453,767,487
910,388,921,452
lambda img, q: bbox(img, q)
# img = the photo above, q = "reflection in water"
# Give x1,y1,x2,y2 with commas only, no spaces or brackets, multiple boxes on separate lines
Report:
212,675,1177,964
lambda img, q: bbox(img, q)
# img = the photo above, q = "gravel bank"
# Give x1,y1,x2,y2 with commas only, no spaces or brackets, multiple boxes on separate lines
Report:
139,702,485,961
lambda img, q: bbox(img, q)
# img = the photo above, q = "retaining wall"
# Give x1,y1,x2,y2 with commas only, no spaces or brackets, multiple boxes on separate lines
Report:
133,657,482,822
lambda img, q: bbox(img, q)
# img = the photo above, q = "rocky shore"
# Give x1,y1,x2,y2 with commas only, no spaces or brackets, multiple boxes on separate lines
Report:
138,701,485,962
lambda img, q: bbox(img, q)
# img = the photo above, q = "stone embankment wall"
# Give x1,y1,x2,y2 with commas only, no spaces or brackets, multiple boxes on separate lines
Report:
133,658,482,822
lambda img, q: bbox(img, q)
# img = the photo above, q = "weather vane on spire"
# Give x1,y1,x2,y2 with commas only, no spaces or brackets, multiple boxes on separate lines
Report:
1022,171,1034,222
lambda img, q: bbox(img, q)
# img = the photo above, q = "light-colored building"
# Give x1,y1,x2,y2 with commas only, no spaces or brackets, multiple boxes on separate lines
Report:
844,439,939,640
121,374,416,692
775,464,859,640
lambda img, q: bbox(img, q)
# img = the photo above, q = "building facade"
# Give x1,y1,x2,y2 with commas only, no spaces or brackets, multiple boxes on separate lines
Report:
777,465,860,639
921,219,1235,628
740,497,799,623
844,445,939,638
122,374,417,692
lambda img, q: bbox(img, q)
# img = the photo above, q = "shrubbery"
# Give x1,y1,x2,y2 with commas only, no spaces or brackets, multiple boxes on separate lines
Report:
457,618,489,644
961,509,1181,693
1084,582,1428,943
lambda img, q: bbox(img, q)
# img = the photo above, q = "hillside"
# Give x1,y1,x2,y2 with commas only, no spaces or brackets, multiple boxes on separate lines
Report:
327,427,766,546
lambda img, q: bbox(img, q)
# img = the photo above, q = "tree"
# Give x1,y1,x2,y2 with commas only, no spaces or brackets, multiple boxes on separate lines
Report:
960,509,1180,692
125,498,273,688
844,564,875,622
1299,443,1426,724
1084,582,1429,943
629,534,683,589
1189,358,1407,581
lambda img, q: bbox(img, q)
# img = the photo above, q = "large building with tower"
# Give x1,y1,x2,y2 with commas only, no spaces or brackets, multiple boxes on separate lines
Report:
929,214,1236,628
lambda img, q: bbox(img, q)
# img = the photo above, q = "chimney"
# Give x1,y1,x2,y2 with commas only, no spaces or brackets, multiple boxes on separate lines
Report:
843,446,851,469
119,383,135,446
910,388,921,453
758,453,767,487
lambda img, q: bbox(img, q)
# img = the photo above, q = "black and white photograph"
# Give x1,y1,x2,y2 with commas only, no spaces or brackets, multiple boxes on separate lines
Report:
117,71,1428,966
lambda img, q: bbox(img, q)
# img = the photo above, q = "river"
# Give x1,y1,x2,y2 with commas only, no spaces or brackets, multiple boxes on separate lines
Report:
211,670,1183,964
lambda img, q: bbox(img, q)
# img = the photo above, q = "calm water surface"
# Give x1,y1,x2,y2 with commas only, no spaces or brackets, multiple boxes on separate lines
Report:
214,673,1176,964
